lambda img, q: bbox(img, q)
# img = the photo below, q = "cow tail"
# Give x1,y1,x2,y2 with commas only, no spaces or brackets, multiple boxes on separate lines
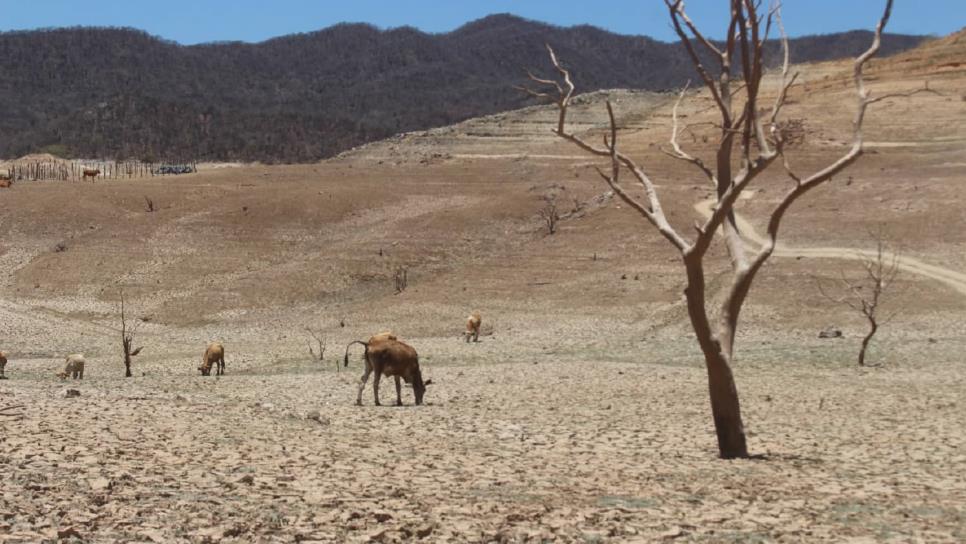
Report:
343,340,368,368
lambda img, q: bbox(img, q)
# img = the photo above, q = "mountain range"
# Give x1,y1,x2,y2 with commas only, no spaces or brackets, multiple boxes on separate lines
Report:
0,14,927,162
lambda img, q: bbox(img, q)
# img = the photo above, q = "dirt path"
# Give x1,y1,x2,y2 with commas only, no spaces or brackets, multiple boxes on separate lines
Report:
694,199,966,296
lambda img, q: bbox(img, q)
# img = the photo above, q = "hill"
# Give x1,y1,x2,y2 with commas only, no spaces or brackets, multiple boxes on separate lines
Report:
0,14,926,162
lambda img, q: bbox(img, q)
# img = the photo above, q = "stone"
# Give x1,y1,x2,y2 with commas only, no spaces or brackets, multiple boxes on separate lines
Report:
818,327,843,339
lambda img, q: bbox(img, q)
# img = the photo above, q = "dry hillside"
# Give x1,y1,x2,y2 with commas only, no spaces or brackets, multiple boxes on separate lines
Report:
0,30,965,543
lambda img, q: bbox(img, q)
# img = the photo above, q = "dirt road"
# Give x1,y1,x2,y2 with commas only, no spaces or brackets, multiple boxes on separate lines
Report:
694,199,966,296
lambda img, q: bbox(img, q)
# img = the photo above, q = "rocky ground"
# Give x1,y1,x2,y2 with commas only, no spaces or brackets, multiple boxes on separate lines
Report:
2,345,965,543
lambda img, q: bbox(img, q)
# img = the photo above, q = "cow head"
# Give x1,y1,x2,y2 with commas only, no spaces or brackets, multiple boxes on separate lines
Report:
413,371,432,405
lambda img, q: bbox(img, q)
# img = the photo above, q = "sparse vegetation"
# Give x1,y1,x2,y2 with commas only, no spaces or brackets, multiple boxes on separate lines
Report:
307,326,333,371
393,266,408,294
538,195,560,235
817,232,902,366
118,289,144,378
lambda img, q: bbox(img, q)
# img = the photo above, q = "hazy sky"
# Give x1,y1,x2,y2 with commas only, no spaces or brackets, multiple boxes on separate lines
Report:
1,1,962,44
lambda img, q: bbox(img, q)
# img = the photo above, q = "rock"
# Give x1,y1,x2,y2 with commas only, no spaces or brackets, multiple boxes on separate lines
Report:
57,526,82,540
818,327,843,339
89,477,112,491
305,411,329,425
415,523,436,539
237,474,255,485
373,512,393,523
64,389,81,398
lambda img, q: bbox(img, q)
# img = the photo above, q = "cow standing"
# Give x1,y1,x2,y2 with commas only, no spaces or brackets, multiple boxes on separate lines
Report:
344,335,431,406
82,168,100,182
58,354,85,379
199,342,225,376
464,312,482,343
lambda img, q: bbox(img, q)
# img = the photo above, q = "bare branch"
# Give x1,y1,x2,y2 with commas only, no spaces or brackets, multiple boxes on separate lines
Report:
866,85,943,105
665,81,717,184
665,0,733,123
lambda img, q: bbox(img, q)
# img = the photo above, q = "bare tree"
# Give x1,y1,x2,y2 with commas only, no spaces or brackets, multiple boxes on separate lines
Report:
307,326,335,371
538,195,561,234
521,0,899,458
393,266,408,294
817,234,901,367
118,289,144,378
144,196,156,213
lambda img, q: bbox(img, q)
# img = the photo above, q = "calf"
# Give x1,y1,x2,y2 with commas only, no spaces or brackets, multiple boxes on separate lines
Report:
0,351,7,378
344,335,431,406
199,342,225,376
463,311,482,343
57,354,85,380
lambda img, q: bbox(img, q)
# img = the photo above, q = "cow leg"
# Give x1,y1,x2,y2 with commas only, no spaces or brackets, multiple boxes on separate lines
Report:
394,376,403,406
474,330,480,342
372,373,382,406
356,365,372,406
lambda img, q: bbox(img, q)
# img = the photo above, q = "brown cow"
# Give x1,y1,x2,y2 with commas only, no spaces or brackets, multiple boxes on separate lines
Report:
0,351,7,379
0,173,11,189
199,342,225,376
344,335,431,406
463,311,482,343
82,168,100,182
57,354,85,380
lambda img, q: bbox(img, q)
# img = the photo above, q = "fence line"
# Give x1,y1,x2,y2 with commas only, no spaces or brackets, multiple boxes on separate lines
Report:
3,159,197,182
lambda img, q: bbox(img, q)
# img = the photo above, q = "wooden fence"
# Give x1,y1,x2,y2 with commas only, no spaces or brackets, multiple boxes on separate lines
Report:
3,160,197,182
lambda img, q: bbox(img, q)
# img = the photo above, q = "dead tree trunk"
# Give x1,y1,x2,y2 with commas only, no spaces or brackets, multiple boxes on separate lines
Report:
521,0,901,458
119,289,144,378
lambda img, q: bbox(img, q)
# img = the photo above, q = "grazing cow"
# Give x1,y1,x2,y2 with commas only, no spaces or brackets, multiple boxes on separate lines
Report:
0,351,7,379
0,173,11,188
199,342,225,376
82,168,100,182
464,311,482,343
57,354,85,380
344,335,431,406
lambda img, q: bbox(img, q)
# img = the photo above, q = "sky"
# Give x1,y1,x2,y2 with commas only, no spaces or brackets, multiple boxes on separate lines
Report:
0,1,963,44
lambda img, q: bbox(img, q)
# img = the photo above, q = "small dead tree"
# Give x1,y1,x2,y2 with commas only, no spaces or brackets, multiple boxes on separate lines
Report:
393,266,408,294
144,196,156,213
119,289,144,378
521,0,901,458
307,326,335,371
817,234,901,367
538,195,561,234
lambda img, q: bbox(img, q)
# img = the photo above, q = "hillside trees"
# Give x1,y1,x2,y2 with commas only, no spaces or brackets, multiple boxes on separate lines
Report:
522,0,898,458
0,21,923,162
